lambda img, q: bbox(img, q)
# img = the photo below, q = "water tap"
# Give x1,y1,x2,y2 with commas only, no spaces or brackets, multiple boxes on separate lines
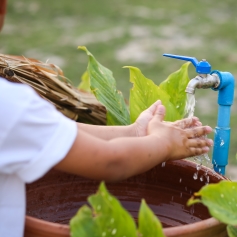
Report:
163,53,235,175
163,54,220,94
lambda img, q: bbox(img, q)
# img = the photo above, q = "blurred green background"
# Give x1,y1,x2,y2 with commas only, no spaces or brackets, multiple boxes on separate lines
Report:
1,0,236,172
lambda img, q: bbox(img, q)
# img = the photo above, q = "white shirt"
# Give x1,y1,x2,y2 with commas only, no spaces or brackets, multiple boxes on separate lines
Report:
0,78,77,237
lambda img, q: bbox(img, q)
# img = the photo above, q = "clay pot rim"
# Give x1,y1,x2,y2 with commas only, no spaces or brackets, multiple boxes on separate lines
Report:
164,217,226,236
25,215,225,236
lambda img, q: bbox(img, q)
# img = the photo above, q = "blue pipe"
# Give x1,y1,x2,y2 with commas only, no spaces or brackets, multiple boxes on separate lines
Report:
163,54,235,175
211,71,235,175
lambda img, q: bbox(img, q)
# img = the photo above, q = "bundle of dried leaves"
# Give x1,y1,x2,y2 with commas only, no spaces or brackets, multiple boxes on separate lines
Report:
0,54,106,125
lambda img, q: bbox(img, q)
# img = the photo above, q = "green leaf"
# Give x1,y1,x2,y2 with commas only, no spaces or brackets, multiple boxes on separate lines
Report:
70,182,137,237
187,180,237,226
126,66,181,123
160,62,190,117
138,199,165,237
79,46,130,125
227,225,237,237
78,71,91,92
70,205,100,237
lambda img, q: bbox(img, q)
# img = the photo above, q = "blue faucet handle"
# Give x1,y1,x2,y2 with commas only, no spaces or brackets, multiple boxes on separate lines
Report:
163,53,211,74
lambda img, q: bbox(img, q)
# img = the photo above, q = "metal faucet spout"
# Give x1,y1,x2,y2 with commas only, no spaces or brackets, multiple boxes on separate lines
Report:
185,74,220,95
185,78,201,94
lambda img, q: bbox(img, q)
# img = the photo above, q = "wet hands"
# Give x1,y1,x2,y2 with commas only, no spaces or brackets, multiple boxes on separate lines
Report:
134,100,203,137
134,100,163,137
147,101,213,161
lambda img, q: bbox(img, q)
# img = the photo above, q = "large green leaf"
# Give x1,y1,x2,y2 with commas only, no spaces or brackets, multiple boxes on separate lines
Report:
126,66,181,123
187,180,237,226
138,199,165,237
160,62,190,117
70,182,138,237
78,46,130,125
227,225,237,237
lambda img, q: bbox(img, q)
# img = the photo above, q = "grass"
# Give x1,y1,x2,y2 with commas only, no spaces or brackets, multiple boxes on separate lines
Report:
1,0,237,167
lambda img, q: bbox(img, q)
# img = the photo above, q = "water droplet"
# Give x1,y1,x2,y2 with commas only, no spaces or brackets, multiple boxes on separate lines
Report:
196,164,201,171
111,229,117,235
206,175,210,183
179,178,182,183
220,140,224,146
193,172,198,180
221,194,224,198
200,176,204,182
162,162,166,167
180,192,183,198
190,206,194,215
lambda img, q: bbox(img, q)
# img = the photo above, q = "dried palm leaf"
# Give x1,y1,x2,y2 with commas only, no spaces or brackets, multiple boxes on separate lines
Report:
0,54,106,125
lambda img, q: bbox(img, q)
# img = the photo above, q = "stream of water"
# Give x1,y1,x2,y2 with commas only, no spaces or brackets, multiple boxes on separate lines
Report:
184,93,214,183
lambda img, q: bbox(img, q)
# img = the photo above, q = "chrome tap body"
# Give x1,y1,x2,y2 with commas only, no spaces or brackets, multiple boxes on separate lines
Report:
185,73,220,94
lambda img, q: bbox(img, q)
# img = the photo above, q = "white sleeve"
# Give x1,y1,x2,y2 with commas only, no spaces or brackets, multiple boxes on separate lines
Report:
0,79,77,183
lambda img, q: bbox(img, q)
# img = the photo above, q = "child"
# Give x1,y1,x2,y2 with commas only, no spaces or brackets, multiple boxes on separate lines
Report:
0,3,212,236
0,77,213,237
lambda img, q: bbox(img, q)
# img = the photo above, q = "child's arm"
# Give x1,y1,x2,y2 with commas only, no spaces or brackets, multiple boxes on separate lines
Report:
54,103,213,182
77,100,202,140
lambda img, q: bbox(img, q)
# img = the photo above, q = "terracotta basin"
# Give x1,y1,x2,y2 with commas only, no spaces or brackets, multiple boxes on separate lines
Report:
24,160,228,237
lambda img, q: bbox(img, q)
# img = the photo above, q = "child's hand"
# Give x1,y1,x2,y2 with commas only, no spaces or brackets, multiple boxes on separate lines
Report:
147,102,213,160
134,100,162,137
134,100,201,137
